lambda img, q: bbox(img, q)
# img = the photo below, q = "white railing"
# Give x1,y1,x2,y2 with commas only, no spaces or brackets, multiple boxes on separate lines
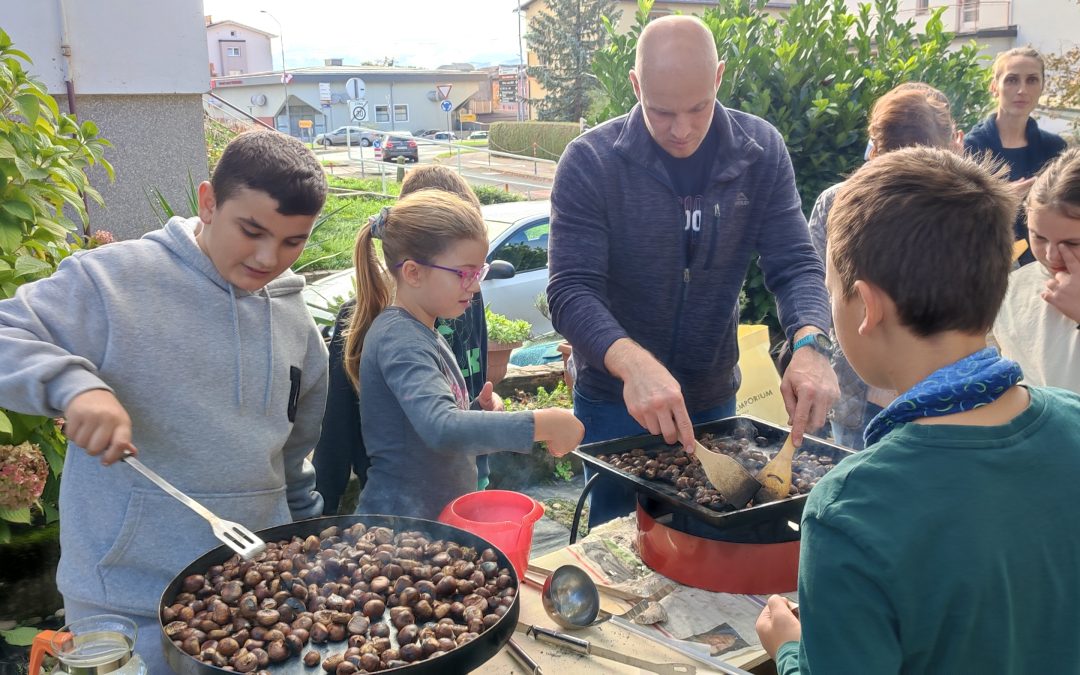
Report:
894,1,1011,35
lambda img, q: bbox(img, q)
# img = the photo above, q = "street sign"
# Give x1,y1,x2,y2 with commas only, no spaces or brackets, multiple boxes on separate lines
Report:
298,119,313,129
350,100,367,122
319,82,332,104
346,77,367,100
436,84,452,100
440,99,453,113
459,113,477,123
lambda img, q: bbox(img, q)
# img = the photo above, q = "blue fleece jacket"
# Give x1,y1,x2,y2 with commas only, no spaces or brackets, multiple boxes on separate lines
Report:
547,102,830,412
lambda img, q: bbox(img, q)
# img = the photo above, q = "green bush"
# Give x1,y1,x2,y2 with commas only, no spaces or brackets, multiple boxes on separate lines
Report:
0,28,112,542
489,121,581,160
592,0,991,335
473,185,526,205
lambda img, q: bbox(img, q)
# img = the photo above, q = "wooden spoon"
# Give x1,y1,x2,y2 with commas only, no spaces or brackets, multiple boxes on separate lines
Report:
691,440,761,508
754,435,797,503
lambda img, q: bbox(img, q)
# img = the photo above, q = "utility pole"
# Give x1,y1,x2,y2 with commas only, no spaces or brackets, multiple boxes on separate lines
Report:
516,0,525,121
261,10,291,135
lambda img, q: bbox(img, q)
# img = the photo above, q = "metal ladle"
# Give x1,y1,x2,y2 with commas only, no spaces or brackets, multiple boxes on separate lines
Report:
540,564,612,629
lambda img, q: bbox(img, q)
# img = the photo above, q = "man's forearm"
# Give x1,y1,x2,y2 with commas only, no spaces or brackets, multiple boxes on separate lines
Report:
603,337,653,381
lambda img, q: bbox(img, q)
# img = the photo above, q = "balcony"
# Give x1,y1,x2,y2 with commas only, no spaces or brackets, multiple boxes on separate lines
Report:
898,1,1015,39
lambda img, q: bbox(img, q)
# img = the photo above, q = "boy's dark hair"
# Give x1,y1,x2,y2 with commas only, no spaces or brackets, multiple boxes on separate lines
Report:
829,147,1017,336
212,129,328,216
400,165,481,209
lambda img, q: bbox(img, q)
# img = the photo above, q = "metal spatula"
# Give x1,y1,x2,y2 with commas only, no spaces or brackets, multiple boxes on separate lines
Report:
754,435,797,503
122,454,266,560
690,440,761,508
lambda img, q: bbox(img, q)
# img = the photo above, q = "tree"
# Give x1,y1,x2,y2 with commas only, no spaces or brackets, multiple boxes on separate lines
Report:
591,0,990,333
526,0,622,122
1045,47,1080,136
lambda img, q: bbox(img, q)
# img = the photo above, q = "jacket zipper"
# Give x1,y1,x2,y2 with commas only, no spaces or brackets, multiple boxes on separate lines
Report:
704,203,721,270
668,198,694,365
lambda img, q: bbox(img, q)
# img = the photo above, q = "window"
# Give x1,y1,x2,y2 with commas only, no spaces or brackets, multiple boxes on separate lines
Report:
226,47,241,56
915,0,929,16
394,104,409,122
960,0,978,23
374,104,390,123
490,221,550,274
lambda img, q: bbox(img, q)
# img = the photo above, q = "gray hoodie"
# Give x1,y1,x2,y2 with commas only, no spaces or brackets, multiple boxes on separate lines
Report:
0,217,327,617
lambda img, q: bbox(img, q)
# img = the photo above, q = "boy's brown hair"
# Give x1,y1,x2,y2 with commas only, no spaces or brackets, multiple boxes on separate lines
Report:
828,147,1017,336
400,166,481,209
868,85,954,153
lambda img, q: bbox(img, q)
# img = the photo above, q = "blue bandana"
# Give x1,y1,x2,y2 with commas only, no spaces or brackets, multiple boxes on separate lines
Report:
863,347,1023,447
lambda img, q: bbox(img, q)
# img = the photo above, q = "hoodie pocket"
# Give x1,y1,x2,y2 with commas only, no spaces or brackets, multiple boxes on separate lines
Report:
96,485,291,615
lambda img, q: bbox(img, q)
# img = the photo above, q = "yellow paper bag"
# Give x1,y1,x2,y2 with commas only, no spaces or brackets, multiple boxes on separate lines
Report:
735,324,788,426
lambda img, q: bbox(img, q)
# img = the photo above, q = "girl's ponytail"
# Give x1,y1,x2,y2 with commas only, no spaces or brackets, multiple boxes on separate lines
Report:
344,217,392,390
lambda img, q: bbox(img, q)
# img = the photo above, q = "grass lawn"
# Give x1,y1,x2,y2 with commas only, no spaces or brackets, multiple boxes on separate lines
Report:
293,176,395,272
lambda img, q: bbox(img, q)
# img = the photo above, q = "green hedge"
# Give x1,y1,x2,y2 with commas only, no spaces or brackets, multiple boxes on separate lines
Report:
489,122,580,160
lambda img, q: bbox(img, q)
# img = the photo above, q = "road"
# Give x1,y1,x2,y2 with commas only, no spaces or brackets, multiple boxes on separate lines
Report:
314,139,556,199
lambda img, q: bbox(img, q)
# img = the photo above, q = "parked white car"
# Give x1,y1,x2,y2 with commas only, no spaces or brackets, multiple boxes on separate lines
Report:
304,200,553,336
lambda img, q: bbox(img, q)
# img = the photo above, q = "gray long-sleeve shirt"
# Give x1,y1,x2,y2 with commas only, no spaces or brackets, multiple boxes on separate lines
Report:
356,307,534,518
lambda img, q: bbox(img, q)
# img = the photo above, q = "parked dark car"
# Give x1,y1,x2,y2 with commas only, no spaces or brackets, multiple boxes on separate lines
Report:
383,134,418,162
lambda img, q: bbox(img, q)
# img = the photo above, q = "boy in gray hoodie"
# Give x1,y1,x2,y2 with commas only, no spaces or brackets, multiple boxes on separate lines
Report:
0,130,328,673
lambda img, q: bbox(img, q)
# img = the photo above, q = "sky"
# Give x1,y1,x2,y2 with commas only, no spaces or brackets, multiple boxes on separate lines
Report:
202,0,528,70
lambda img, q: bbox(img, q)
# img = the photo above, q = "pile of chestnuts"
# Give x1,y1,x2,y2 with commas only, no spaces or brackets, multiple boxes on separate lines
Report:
161,523,515,673
596,432,837,511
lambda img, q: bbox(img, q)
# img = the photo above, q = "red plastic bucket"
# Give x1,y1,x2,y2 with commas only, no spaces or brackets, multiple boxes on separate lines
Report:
438,490,544,577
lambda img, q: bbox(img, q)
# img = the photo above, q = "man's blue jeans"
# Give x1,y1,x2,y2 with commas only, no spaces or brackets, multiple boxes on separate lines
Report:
574,388,736,527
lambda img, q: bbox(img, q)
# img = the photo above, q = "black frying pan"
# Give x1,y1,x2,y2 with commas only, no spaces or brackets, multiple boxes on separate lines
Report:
159,514,519,674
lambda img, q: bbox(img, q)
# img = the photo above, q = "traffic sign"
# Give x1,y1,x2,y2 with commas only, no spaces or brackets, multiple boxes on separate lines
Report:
436,84,452,100
346,78,367,100
319,82,332,104
350,100,367,121
298,119,313,129
440,99,453,113
459,113,477,123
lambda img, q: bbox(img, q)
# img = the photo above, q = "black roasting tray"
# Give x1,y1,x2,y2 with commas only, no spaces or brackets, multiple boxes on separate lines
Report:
159,514,519,675
574,415,854,532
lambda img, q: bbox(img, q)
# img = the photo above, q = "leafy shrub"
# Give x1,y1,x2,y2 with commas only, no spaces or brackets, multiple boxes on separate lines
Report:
489,121,580,160
0,28,112,541
486,306,533,344
473,185,525,205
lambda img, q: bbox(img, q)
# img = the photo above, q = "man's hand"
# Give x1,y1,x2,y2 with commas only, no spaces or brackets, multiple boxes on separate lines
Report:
755,595,802,659
534,408,585,458
64,389,136,465
605,339,695,450
782,329,840,446
1042,244,1080,323
476,381,504,411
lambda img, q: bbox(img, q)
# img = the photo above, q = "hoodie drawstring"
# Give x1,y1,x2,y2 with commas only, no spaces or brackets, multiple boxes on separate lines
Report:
228,285,243,406
263,287,275,415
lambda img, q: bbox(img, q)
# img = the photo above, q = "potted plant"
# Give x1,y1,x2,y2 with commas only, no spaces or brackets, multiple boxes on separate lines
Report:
485,307,532,384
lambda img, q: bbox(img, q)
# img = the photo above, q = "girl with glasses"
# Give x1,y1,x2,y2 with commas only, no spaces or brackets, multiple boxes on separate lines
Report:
344,189,583,519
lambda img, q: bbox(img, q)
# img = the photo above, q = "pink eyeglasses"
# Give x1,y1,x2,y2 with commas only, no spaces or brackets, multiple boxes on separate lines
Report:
394,260,491,288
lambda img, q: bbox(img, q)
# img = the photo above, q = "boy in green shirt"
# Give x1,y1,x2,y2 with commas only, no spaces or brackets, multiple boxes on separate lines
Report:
756,146,1080,674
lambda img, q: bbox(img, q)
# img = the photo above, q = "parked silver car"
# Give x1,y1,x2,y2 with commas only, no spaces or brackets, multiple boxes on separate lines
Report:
316,126,380,147
304,200,553,336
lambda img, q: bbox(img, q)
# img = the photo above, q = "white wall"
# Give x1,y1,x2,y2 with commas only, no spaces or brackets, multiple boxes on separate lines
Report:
1,0,207,95
207,23,274,76
1013,0,1080,55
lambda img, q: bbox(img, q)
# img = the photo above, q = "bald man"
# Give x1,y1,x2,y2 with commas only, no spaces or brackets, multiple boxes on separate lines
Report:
547,16,839,525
